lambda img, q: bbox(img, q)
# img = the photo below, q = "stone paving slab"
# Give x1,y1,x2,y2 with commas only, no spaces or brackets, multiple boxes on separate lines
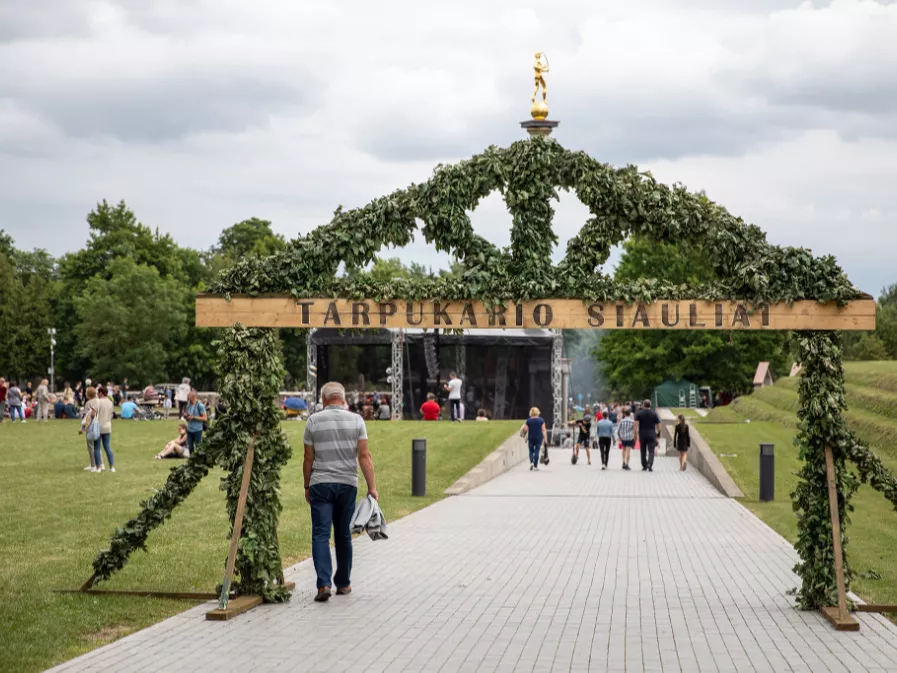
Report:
48,449,897,673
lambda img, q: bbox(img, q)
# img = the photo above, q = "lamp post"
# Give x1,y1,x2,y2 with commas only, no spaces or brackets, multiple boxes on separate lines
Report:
48,328,57,393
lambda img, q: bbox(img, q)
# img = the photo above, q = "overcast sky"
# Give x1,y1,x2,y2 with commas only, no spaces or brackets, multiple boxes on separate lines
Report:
1,0,895,294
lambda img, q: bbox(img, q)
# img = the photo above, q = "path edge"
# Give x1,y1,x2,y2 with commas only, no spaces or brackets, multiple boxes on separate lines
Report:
663,421,744,498
444,431,527,496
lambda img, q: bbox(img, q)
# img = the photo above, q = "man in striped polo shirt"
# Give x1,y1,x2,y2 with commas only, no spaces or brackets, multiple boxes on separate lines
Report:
304,382,378,602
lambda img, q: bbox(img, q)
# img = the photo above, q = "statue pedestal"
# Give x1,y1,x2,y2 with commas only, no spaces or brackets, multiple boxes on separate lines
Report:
520,119,559,137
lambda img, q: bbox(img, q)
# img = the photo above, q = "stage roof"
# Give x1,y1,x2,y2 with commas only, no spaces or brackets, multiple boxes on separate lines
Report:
309,328,554,347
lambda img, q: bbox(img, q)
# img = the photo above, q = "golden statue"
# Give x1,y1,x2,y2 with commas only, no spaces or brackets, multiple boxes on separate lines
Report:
531,52,550,120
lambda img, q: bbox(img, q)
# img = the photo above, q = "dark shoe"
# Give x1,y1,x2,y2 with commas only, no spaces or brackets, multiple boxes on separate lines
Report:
314,587,332,602
642,467,647,472
648,467,653,472
336,586,352,596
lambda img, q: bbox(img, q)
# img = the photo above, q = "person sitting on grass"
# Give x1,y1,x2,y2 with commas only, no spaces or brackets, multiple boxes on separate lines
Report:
475,409,489,422
120,398,140,419
155,420,190,459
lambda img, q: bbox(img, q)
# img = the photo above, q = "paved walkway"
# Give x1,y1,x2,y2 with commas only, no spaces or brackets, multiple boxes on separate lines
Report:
50,449,897,673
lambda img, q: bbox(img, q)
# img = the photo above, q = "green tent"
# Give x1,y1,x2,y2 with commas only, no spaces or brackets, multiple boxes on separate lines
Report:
652,379,698,408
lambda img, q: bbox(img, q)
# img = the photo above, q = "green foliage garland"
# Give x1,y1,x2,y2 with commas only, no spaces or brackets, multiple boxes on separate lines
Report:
93,135,888,611
212,137,861,307
90,327,293,601
792,332,859,608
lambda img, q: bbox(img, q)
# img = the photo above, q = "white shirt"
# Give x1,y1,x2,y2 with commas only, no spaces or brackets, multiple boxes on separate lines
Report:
175,383,191,403
447,378,462,400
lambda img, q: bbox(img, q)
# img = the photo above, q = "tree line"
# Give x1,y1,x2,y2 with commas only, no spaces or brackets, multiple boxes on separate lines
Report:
1,202,893,396
0,201,465,391
0,202,302,390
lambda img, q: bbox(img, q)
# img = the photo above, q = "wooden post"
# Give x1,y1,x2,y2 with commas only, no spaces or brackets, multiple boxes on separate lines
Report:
820,445,860,631
216,438,256,611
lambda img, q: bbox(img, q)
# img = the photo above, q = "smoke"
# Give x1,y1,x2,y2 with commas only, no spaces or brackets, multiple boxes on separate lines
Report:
564,329,608,404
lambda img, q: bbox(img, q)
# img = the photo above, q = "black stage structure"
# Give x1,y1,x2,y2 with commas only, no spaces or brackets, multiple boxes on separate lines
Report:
307,328,555,425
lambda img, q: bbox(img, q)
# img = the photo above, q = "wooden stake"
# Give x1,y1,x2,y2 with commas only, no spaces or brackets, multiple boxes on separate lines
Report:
216,438,256,611
58,588,217,600
822,445,859,631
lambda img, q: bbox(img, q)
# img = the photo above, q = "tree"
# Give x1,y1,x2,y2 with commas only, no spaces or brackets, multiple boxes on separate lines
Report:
594,237,791,398
206,218,286,278
846,334,890,361
73,258,188,383
0,236,57,383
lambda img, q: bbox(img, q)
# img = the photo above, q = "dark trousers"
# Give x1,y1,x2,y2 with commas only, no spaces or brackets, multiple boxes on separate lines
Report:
187,429,203,453
450,399,461,421
640,438,656,469
309,483,358,589
178,400,188,418
598,437,611,466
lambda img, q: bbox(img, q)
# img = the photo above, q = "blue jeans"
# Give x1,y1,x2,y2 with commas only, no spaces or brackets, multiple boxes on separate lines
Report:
187,430,203,453
529,440,542,467
93,433,114,468
309,483,358,590
9,405,24,422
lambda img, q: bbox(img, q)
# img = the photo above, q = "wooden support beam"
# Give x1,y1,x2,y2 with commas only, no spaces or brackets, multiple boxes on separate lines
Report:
854,604,897,613
216,437,256,612
820,606,860,632
205,583,297,622
195,296,876,331
821,445,860,632
206,595,263,621
56,589,218,600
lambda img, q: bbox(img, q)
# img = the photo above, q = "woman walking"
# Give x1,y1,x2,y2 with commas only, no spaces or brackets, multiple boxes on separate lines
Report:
674,414,691,471
87,386,116,472
596,410,615,470
524,407,547,471
574,406,592,465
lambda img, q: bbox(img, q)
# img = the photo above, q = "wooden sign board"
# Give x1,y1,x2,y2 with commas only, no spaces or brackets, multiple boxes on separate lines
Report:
196,296,875,331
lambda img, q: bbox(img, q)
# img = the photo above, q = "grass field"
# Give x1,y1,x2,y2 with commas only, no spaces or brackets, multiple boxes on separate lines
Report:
0,418,519,673
698,361,897,607
670,407,700,418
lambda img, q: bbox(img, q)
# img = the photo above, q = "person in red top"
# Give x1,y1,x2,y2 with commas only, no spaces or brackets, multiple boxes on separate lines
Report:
0,377,7,423
420,393,441,421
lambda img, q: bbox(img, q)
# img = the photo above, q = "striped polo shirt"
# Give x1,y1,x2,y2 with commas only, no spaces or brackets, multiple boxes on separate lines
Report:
618,417,635,442
304,406,368,487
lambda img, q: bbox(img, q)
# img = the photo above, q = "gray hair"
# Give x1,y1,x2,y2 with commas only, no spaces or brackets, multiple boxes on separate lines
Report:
320,381,346,403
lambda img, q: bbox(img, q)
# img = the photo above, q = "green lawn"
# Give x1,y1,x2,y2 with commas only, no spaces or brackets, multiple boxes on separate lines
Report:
670,407,700,418
697,368,897,610
0,419,519,673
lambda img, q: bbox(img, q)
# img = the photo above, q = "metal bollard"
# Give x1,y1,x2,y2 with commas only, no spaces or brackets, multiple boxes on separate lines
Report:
759,443,775,501
412,438,426,497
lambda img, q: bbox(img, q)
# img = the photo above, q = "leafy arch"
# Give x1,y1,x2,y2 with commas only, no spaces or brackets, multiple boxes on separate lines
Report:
91,136,897,614
213,137,858,307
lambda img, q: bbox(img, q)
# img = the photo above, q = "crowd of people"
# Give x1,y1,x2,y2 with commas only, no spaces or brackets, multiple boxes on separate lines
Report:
0,374,210,473
522,400,691,472
0,376,197,423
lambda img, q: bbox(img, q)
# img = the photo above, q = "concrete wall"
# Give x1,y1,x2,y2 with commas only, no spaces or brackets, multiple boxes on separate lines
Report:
444,431,528,496
664,421,744,499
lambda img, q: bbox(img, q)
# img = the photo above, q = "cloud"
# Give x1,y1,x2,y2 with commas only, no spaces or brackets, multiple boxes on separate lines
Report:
0,0,894,296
